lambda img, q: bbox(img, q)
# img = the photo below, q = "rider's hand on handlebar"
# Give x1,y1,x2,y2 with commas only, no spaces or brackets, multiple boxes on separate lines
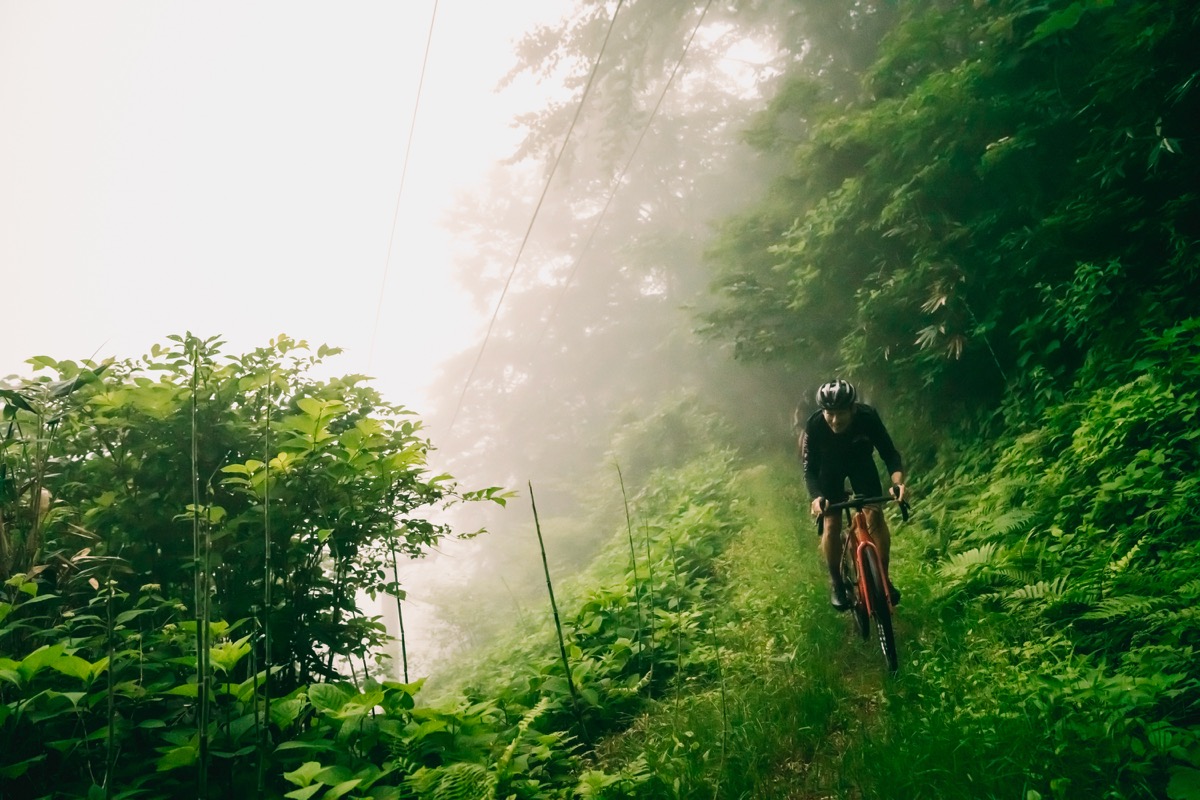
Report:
890,483,906,503
810,497,827,517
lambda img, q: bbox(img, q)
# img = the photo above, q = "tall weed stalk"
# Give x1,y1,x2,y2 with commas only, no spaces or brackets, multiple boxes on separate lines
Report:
189,338,210,796
614,461,646,666
257,374,273,797
529,481,589,744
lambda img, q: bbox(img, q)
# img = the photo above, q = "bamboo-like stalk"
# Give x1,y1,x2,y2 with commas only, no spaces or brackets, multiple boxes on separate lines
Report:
710,623,728,800
642,522,658,666
189,341,210,797
668,536,683,724
104,577,116,800
256,377,273,797
528,481,589,744
389,544,409,683
614,462,645,666
323,557,348,677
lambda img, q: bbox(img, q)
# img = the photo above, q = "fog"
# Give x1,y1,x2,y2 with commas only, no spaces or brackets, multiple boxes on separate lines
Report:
380,0,826,681
1,0,851,683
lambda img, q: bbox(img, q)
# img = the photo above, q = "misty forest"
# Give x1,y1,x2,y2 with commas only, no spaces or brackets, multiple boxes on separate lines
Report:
4,1,1200,798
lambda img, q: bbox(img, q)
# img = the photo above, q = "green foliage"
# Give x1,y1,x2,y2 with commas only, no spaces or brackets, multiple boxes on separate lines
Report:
4,0,1200,794
453,451,747,738
706,0,1200,432
0,358,765,798
899,319,1200,798
1,334,484,690
0,335,513,798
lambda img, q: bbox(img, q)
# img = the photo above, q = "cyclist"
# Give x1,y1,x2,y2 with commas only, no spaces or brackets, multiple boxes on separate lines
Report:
797,379,906,610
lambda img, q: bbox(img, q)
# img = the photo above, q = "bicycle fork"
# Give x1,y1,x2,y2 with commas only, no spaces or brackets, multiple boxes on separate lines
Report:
855,539,894,615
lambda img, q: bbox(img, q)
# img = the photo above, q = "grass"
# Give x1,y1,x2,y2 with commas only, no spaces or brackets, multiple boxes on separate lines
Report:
585,458,922,798
419,448,1180,798
579,453,1101,800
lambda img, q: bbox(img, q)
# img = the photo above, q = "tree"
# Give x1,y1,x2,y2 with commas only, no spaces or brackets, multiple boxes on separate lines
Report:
1,334,495,688
705,0,1200,437
428,0,824,500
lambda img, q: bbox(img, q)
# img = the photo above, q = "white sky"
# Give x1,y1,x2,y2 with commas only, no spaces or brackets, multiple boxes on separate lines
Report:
0,0,567,413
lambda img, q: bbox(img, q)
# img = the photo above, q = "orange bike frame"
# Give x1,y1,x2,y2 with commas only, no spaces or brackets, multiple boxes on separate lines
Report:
845,507,893,616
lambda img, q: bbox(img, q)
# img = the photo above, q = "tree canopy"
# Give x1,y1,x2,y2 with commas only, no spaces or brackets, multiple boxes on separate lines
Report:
704,0,1199,436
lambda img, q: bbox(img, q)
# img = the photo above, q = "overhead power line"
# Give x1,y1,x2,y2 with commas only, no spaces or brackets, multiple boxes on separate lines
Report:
537,0,716,347
368,0,440,371
446,0,628,433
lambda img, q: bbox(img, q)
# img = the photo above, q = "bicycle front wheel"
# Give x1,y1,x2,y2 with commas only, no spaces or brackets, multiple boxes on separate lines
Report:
861,548,898,674
843,557,869,640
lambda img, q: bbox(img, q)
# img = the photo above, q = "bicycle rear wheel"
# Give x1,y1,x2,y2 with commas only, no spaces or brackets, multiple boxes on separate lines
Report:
861,548,898,674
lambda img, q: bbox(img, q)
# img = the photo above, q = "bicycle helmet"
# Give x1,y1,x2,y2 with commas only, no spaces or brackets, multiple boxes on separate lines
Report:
816,379,857,410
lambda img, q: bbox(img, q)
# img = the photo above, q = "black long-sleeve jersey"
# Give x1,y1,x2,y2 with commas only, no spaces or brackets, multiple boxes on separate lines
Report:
800,403,903,499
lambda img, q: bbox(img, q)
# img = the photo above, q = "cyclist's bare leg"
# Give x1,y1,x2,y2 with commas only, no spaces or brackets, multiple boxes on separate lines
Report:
821,513,844,588
864,506,891,574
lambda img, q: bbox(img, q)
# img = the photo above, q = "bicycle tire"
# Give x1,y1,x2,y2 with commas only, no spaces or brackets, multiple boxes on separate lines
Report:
842,556,869,639
861,547,899,674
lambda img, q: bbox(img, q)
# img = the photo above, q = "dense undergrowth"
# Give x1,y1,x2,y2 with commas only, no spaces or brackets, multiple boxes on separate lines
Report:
6,1,1200,796
524,320,1200,800
6,329,1200,798
0,355,765,799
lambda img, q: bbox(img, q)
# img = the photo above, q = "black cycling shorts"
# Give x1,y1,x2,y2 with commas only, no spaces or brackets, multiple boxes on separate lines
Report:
815,457,884,504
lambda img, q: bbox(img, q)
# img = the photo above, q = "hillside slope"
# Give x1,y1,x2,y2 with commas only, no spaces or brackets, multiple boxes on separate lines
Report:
588,384,1200,799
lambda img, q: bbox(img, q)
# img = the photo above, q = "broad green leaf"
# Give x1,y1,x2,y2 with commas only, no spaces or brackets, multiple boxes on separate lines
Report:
156,745,197,772
114,608,154,625
4,574,38,597
0,389,35,412
297,396,345,419
48,654,94,682
307,683,355,714
1028,0,1115,45
1168,767,1200,800
0,754,46,779
19,644,66,682
322,779,362,800
210,635,252,673
273,740,341,753
270,698,308,729
284,787,323,800
283,761,325,788
221,460,264,476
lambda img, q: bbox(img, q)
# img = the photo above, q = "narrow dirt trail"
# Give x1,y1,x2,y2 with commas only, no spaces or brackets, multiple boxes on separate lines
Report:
732,459,918,800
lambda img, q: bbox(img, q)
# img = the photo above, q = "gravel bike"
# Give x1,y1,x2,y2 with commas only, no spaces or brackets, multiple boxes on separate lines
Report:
817,493,910,674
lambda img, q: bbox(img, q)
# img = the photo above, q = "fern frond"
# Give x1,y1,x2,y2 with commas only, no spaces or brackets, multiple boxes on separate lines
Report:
995,566,1037,587
1080,594,1164,621
1177,579,1200,601
938,543,1000,581
980,508,1035,540
1107,534,1148,575
406,762,496,800
1003,576,1071,608
494,696,555,777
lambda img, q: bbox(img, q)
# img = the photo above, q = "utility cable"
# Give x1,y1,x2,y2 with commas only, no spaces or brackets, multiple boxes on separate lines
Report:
536,0,715,348
368,0,440,371
446,0,626,433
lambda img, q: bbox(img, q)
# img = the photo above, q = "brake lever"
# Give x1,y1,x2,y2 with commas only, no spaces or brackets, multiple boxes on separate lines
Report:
814,498,829,536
